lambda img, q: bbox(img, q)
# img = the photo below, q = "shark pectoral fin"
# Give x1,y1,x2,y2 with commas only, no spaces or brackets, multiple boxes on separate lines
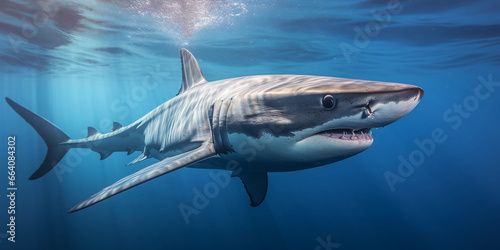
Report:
235,171,268,207
68,142,216,213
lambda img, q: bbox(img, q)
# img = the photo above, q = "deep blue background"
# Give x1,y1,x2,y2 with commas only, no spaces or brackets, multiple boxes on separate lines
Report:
1,0,500,249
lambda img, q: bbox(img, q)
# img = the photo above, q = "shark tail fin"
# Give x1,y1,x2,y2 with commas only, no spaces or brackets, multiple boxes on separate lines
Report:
6,98,71,180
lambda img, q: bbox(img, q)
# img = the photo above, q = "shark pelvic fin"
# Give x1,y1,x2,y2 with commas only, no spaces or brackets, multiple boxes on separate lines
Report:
99,151,112,160
126,148,135,155
234,171,268,207
68,142,216,212
178,48,206,94
87,127,99,137
126,152,148,166
112,122,123,131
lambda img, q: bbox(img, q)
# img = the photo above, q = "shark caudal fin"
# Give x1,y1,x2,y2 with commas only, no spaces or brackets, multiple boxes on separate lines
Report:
6,98,71,180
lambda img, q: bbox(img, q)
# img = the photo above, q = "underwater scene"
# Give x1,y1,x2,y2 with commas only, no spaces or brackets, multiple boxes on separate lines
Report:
1,0,499,249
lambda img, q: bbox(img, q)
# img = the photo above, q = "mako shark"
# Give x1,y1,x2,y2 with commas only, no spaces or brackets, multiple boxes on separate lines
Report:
6,49,423,212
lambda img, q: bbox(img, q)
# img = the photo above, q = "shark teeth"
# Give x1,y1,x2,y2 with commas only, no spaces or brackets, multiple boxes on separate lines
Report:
317,128,373,141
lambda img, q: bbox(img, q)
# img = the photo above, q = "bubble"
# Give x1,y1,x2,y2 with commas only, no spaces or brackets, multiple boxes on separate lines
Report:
115,0,248,39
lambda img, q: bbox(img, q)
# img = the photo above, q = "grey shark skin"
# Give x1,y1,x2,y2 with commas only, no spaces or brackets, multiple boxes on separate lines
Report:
6,49,423,212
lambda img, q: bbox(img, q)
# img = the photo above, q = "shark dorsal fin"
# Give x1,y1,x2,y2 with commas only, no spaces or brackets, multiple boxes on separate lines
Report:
112,122,123,131
178,48,206,94
87,127,99,137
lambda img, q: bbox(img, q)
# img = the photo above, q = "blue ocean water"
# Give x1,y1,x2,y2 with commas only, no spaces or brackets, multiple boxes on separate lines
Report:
1,0,500,249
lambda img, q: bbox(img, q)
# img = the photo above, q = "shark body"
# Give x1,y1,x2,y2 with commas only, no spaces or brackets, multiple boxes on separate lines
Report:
6,49,423,212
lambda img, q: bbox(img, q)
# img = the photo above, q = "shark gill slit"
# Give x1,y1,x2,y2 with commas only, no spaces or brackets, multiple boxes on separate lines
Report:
220,98,234,153
211,99,234,154
211,100,223,153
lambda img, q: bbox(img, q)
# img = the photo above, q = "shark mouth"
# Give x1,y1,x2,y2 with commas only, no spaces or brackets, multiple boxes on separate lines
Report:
315,128,373,141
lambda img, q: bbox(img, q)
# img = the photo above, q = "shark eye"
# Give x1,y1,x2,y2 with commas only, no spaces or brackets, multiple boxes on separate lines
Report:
322,95,335,110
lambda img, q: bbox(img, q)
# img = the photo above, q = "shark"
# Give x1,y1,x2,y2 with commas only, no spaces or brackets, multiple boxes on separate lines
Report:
6,49,423,213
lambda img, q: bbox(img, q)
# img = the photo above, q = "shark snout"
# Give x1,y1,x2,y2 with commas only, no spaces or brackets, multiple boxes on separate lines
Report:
362,85,423,128
402,86,424,102
415,87,424,102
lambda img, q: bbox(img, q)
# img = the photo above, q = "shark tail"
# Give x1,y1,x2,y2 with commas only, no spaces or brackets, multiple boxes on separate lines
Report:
6,98,71,180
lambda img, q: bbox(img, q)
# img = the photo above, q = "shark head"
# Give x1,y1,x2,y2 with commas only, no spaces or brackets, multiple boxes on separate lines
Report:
217,75,423,171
